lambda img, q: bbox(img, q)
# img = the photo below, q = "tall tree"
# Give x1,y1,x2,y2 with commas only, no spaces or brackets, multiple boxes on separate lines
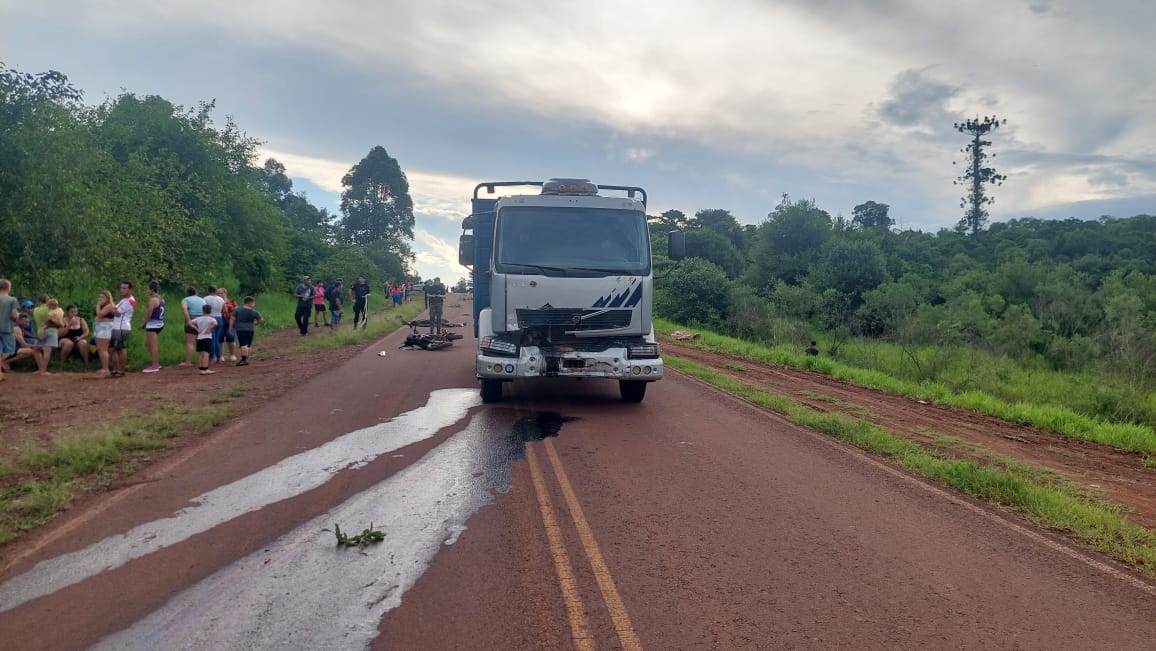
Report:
340,146,414,251
851,201,893,231
953,115,1008,235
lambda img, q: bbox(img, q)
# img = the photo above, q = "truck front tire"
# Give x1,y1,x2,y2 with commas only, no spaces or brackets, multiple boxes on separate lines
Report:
480,379,503,403
619,380,646,403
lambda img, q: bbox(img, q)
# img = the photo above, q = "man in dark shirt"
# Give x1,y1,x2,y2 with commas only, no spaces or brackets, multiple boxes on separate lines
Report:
351,275,371,329
328,279,344,330
294,275,313,336
425,277,447,334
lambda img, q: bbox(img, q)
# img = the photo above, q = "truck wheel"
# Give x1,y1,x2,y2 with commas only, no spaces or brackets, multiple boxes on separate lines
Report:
619,381,646,403
480,379,503,403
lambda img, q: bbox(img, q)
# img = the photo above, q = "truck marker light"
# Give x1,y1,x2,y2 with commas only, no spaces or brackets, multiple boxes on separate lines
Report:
631,367,642,376
505,364,515,373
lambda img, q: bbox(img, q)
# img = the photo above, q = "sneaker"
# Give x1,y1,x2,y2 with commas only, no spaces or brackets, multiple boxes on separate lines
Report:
236,360,249,366
229,355,238,363
199,369,216,375
143,366,161,373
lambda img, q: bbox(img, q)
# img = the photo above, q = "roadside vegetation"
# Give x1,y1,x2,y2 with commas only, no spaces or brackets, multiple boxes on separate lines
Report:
0,302,423,544
656,319,1156,456
665,355,1156,576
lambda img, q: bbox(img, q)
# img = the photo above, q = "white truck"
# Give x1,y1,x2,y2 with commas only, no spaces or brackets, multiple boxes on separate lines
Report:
458,178,685,403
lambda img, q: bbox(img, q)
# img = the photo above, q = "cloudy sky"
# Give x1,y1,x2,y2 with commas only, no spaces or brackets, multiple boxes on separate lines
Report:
4,0,1154,284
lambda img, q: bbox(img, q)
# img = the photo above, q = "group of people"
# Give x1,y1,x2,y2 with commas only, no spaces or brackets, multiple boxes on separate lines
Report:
179,285,263,375
0,277,263,381
293,274,360,336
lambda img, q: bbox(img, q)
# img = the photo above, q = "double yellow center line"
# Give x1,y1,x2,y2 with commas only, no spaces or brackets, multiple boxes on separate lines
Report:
526,439,642,651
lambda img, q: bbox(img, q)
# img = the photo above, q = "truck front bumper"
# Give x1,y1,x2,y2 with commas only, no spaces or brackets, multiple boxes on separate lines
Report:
477,346,664,381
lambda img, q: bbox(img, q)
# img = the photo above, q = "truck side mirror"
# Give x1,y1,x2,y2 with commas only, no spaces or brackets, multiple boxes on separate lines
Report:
668,230,686,260
459,234,475,266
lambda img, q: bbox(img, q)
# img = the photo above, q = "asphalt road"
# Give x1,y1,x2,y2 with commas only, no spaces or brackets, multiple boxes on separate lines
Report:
1,323,1155,650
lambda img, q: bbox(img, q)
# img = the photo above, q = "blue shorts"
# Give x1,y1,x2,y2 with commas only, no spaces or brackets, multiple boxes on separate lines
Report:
330,310,342,324
0,332,15,356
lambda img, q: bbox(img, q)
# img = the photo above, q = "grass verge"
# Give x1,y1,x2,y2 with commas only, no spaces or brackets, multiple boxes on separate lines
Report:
0,404,231,544
656,320,1156,456
665,355,1156,577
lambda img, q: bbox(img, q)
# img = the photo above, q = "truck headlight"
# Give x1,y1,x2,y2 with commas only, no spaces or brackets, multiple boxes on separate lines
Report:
626,343,660,359
481,335,519,357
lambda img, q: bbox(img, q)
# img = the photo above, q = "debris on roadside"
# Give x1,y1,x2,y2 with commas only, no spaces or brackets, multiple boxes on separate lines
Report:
671,330,699,341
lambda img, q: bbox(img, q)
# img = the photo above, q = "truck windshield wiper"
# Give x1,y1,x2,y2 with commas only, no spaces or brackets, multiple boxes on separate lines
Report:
504,263,570,275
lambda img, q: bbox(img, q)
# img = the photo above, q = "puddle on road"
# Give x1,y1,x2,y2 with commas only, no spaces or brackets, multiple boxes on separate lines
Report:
95,407,578,650
0,388,481,613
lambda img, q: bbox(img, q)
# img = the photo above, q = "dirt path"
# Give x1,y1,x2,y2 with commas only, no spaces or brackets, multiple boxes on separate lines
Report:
661,340,1156,530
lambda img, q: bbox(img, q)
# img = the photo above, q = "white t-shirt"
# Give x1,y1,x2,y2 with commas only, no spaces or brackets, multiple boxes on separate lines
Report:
203,294,225,318
193,315,217,339
115,296,135,330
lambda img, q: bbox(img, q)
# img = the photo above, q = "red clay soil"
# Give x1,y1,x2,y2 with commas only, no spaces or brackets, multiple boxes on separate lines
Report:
661,340,1156,531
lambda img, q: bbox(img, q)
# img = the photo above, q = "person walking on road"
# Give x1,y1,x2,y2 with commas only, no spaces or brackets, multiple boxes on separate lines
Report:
294,275,314,336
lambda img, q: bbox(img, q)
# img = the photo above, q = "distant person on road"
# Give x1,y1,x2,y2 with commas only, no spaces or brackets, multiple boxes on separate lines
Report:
805,340,819,356
328,279,344,330
231,296,263,366
179,286,206,367
351,275,371,329
294,275,314,336
425,276,447,335
190,304,218,375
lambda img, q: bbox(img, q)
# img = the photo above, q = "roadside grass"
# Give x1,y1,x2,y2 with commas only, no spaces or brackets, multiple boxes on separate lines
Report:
0,297,431,543
656,319,1156,456
665,355,1156,576
277,299,429,354
0,404,232,544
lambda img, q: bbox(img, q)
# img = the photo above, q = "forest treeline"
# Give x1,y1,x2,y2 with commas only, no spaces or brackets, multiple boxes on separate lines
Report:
0,64,414,298
650,197,1156,417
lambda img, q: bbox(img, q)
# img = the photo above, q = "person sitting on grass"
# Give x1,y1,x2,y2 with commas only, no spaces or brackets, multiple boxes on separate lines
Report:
58,303,91,367
189,303,218,376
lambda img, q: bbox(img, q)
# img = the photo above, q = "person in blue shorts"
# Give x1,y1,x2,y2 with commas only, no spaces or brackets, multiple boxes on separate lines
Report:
327,280,344,331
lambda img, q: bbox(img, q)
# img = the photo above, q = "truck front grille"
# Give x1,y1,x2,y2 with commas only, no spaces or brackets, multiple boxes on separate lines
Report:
516,308,632,330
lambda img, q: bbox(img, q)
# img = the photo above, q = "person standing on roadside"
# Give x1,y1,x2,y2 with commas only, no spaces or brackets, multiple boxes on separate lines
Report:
34,297,65,375
142,281,165,373
425,276,447,335
179,286,205,367
294,275,314,336
93,290,116,376
0,279,19,383
312,279,329,328
351,275,371,329
328,279,344,331
232,296,263,366
189,304,218,375
218,287,238,362
203,285,225,362
109,280,135,377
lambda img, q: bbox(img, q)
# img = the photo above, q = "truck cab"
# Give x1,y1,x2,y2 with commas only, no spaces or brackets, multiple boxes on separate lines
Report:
459,178,685,403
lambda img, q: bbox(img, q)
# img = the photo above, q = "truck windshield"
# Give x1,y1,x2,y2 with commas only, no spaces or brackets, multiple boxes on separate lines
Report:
494,206,651,277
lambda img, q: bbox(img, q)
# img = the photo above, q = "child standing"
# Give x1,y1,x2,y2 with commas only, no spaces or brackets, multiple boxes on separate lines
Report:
190,304,218,375
231,296,263,366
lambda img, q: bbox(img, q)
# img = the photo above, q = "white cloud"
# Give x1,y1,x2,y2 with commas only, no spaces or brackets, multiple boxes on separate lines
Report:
412,228,465,284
